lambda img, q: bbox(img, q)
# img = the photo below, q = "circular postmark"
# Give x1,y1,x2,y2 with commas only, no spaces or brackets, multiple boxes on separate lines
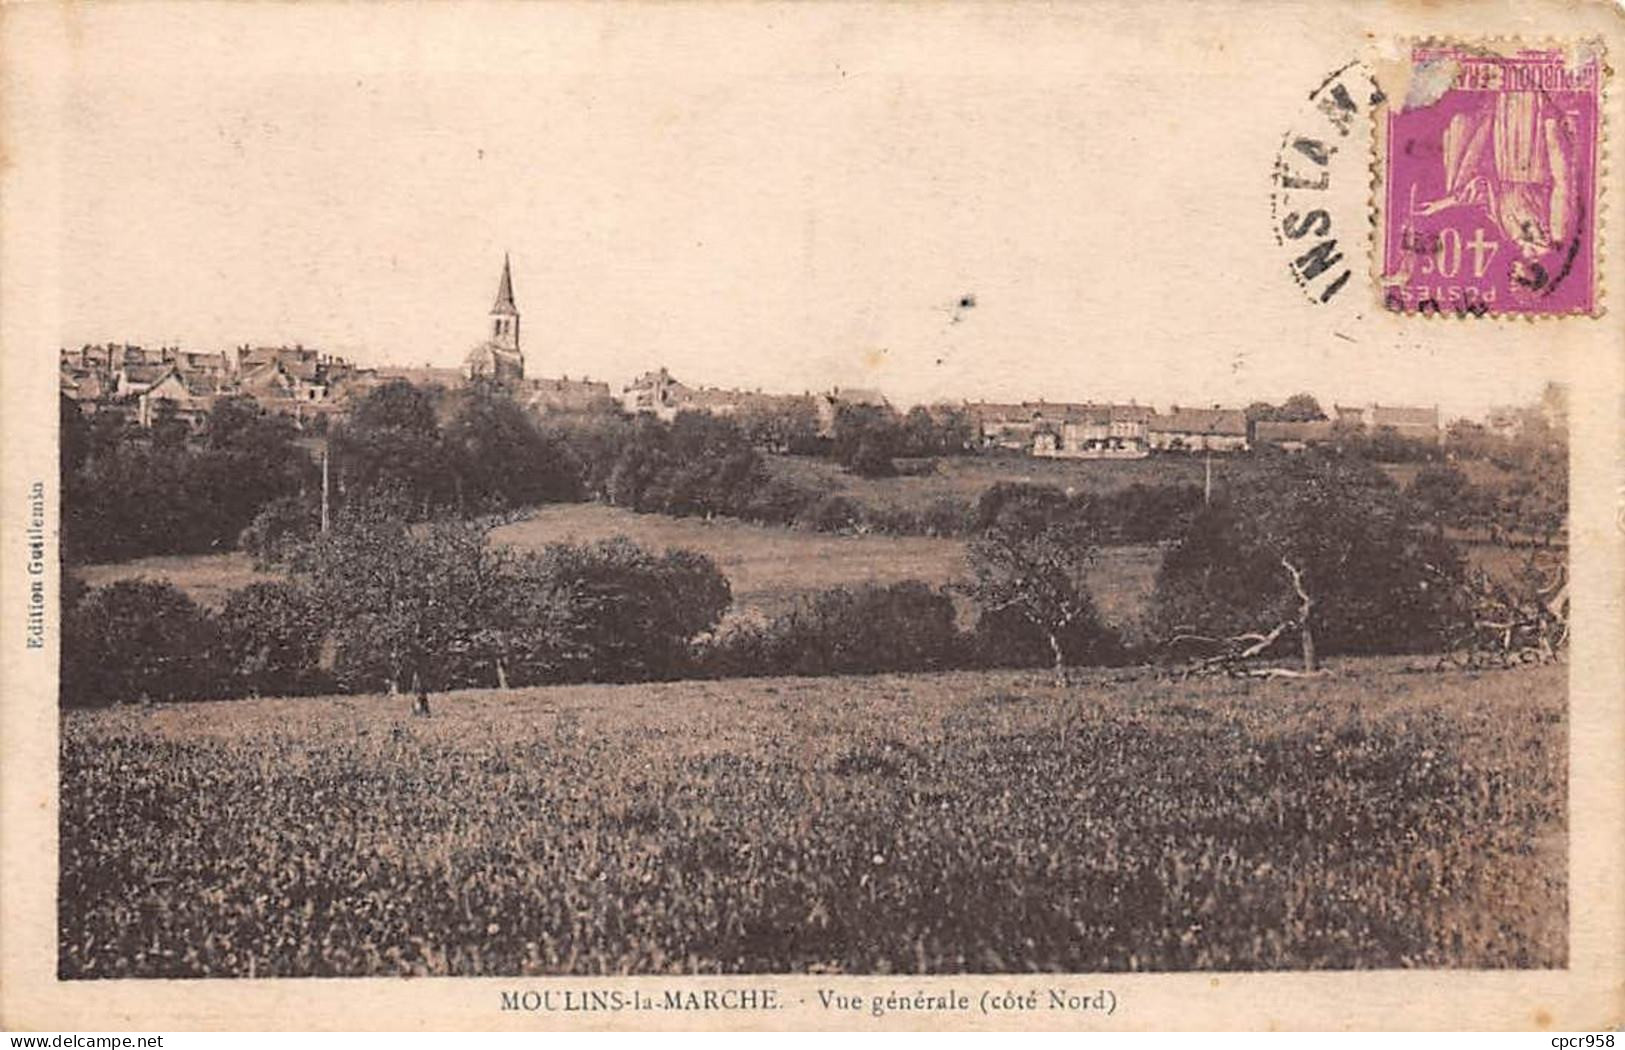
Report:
1269,60,1387,307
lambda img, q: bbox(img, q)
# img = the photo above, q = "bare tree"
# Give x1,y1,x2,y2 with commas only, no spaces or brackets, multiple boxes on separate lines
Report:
1155,453,1464,675
966,516,1105,684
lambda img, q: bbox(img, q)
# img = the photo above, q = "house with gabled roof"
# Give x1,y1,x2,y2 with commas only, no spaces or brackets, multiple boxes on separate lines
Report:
1148,406,1249,452
135,368,220,428
816,386,892,437
1033,403,1155,459
525,375,614,415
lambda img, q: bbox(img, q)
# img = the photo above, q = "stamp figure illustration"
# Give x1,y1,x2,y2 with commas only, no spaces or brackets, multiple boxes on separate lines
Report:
1380,43,1603,317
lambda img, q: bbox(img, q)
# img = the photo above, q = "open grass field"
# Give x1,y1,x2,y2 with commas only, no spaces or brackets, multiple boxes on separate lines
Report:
766,452,1237,512
59,660,1566,977
769,452,1525,511
492,502,1163,629
72,495,1534,640
69,501,1162,630
75,551,275,610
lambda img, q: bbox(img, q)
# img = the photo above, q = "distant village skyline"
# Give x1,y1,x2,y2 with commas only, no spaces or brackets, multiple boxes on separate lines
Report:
44,5,1561,421
58,253,1543,424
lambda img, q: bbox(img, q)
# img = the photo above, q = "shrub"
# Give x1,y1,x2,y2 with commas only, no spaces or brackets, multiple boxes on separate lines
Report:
519,538,733,683
920,496,973,537
797,493,863,533
238,494,321,568
848,437,897,478
751,582,962,677
743,476,820,527
973,482,1069,533
61,580,223,706
860,504,923,536
968,603,1123,671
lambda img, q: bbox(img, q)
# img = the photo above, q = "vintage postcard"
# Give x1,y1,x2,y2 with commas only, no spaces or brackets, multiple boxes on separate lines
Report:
2,0,1622,1033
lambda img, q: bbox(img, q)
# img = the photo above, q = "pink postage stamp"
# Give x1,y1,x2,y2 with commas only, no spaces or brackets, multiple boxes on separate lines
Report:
1378,42,1604,317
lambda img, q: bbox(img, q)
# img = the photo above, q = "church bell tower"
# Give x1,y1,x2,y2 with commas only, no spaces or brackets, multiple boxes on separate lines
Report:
490,253,520,354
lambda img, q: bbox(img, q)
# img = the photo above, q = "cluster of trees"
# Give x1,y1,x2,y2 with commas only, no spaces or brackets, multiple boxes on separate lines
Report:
63,381,587,565
1152,453,1468,670
328,379,581,518
64,443,1557,705
827,403,975,476
536,410,972,537
1405,460,1566,546
61,396,315,564
1244,393,1328,424
62,508,733,706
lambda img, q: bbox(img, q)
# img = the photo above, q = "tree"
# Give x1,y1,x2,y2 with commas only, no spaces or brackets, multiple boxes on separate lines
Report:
149,399,191,449
1405,463,1475,538
61,395,90,478
216,581,328,696
737,396,823,454
1154,453,1464,671
1244,400,1279,425
830,403,900,475
442,386,580,511
238,494,322,567
330,380,450,516
288,505,513,692
965,515,1109,682
849,436,897,478
900,406,940,457
1279,393,1327,422
1245,393,1327,424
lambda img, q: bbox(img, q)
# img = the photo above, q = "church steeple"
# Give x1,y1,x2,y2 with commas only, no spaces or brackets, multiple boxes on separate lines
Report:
489,253,520,354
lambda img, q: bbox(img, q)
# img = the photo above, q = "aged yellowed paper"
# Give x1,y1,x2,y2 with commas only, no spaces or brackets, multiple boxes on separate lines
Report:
2,0,1622,1032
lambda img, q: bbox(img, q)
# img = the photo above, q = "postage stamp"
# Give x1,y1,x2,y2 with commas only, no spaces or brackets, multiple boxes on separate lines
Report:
1376,41,1604,317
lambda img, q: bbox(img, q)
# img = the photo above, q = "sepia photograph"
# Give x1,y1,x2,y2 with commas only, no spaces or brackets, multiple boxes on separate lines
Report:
3,0,1622,1033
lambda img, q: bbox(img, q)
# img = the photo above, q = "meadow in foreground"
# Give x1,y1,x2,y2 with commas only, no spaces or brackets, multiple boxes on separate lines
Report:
59,661,1565,977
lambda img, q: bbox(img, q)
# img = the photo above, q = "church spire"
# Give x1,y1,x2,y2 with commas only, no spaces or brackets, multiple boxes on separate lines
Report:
485,253,521,358
492,252,517,315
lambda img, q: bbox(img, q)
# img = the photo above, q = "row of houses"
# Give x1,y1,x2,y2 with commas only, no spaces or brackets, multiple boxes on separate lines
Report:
60,339,615,429
60,343,366,428
66,260,1442,453
1251,405,1441,451
610,376,1442,457
967,401,1440,457
618,367,891,437
62,340,1443,462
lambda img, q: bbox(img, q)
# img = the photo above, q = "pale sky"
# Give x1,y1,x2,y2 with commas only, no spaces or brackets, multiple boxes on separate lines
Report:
19,2,1577,420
